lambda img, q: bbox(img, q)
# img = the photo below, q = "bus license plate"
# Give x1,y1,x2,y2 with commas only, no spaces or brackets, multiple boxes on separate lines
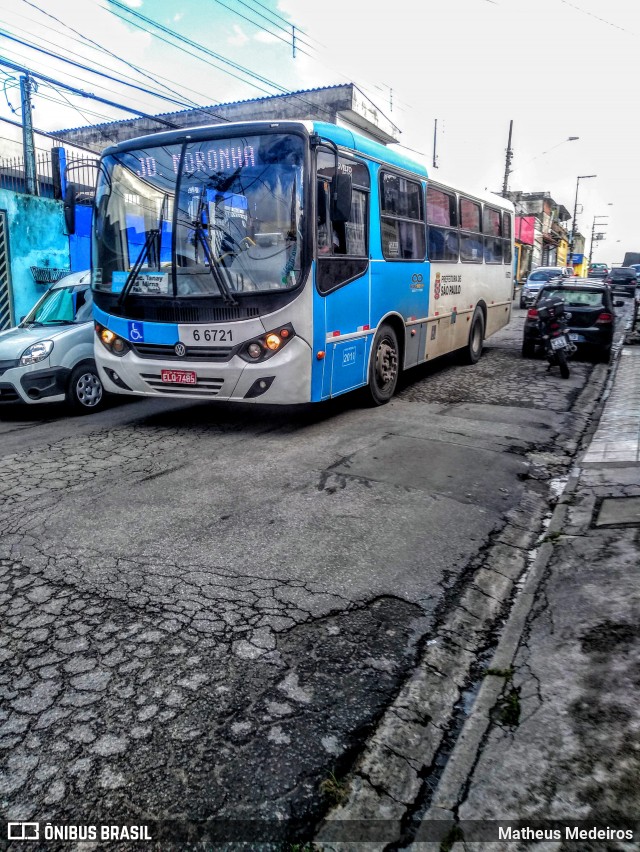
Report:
550,337,568,350
161,369,197,385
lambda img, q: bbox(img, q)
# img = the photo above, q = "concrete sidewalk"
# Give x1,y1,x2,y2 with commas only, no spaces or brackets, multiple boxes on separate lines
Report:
415,344,640,850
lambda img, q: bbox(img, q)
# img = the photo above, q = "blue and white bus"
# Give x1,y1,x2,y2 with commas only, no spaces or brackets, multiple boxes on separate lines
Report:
90,120,514,405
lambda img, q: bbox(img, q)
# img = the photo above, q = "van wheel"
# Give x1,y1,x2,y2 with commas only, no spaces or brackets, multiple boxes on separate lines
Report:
67,363,105,414
366,324,399,405
462,308,485,365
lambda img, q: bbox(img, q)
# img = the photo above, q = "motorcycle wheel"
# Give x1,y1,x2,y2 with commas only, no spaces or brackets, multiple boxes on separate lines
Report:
557,349,570,379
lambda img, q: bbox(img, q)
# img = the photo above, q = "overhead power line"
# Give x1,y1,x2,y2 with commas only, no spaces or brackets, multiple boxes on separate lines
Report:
0,113,99,152
558,0,636,35
107,1,278,98
20,0,199,110
0,57,179,127
106,0,340,120
209,0,315,56
0,29,198,110
3,9,233,123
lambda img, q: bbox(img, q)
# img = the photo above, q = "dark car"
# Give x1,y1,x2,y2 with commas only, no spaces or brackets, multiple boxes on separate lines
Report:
522,281,623,362
588,263,609,279
604,266,638,296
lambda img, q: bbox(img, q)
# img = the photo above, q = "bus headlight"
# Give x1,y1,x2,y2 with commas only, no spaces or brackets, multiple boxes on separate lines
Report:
95,323,130,357
239,323,295,363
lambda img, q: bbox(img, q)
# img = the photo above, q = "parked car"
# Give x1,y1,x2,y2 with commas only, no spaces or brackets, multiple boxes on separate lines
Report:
604,266,638,296
629,263,640,278
522,279,624,362
519,266,571,309
588,263,609,279
0,271,106,413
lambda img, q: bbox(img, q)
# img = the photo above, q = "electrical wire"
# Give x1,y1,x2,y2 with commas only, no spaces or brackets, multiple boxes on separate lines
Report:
10,0,400,143
0,56,179,127
38,84,121,145
106,3,279,98
107,1,344,121
558,0,636,36
20,0,201,109
209,0,315,56
0,41,187,122
0,113,101,152
0,11,233,123
0,29,203,110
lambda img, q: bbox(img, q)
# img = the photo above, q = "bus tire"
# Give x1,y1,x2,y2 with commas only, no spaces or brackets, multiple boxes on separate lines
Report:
367,323,400,405
67,362,105,414
462,308,485,365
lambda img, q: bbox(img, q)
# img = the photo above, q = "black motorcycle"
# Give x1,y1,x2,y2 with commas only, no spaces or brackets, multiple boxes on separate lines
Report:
536,295,576,379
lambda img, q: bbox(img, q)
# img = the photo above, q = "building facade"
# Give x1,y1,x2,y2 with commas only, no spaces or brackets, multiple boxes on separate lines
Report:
506,191,571,281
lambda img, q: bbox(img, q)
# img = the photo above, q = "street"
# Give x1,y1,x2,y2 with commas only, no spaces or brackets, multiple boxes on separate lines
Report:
0,302,632,846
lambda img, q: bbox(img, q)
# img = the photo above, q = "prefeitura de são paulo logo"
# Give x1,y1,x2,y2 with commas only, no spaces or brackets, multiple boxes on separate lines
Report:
434,272,441,299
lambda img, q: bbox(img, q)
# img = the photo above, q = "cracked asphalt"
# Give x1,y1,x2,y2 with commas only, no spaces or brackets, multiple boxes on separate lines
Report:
0,304,622,848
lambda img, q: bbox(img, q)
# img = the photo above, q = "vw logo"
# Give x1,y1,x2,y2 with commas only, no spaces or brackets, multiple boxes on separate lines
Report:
174,342,186,357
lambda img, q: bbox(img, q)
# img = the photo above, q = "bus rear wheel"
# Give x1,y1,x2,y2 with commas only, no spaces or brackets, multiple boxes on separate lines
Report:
462,308,485,365
367,323,399,405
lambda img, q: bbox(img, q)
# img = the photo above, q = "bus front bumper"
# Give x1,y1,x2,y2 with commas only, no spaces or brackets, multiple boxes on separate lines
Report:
96,336,312,405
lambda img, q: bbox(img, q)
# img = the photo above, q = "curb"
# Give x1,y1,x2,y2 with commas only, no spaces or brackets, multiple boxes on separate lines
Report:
411,320,629,838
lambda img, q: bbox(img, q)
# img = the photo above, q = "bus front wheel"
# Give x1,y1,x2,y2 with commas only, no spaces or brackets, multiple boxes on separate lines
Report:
367,323,400,405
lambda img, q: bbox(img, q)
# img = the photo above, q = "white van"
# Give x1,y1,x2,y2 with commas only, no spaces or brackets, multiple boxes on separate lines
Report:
0,271,106,413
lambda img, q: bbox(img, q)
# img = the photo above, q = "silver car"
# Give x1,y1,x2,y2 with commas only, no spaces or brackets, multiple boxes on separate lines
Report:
519,266,571,309
0,271,106,413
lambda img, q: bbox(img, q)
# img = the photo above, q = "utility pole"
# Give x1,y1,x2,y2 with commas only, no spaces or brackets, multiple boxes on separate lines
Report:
569,174,596,267
502,120,513,196
588,215,609,268
20,73,38,196
432,119,438,169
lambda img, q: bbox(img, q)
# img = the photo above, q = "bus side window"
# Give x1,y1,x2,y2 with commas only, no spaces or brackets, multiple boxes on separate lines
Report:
316,150,370,294
380,171,425,261
427,185,458,262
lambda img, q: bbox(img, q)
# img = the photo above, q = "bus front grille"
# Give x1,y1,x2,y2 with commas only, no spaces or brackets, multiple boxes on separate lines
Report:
113,304,261,323
132,343,234,361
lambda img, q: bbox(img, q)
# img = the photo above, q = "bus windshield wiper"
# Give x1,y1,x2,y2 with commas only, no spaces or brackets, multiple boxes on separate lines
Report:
193,221,238,307
116,229,159,308
117,194,167,308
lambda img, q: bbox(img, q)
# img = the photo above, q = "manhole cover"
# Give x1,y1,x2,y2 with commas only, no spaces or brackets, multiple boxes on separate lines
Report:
594,497,640,528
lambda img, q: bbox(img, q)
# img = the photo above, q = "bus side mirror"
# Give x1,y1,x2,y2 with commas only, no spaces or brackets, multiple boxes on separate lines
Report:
64,184,76,235
331,172,352,223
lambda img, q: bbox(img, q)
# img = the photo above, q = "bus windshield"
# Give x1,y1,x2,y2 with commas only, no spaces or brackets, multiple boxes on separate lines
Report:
92,133,305,298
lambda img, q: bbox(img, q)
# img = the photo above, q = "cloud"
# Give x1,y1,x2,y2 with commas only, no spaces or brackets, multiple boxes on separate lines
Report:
254,31,280,44
118,0,143,7
228,24,249,47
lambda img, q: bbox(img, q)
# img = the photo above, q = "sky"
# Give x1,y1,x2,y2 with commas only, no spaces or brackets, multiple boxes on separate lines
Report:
0,0,638,261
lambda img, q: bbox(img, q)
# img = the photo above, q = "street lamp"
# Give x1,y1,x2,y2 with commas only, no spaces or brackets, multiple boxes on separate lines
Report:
509,136,579,178
569,174,597,266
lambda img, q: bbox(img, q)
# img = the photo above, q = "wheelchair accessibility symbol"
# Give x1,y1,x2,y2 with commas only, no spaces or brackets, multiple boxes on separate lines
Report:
128,322,144,342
